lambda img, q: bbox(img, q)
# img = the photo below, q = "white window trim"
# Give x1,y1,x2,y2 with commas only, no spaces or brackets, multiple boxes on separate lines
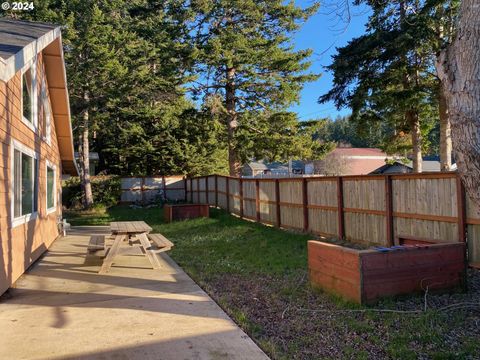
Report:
10,140,39,228
46,160,56,214
20,58,38,133
41,76,52,146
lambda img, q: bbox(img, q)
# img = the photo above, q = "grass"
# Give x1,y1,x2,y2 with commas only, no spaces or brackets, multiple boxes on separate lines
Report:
65,205,309,276
65,205,480,359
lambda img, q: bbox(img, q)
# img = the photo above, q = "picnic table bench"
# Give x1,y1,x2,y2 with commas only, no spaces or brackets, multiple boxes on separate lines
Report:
89,221,174,274
147,233,174,253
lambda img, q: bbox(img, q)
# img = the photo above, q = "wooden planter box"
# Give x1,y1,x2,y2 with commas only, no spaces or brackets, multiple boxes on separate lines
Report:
164,204,209,222
308,240,466,304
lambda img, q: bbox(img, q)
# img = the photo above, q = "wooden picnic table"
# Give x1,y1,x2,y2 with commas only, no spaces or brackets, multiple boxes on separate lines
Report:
99,221,159,274
110,221,152,235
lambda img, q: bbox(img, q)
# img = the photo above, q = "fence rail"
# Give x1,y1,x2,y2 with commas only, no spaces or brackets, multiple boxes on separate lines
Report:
186,173,480,266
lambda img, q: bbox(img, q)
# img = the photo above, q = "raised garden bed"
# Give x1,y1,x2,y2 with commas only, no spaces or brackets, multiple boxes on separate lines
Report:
164,203,209,222
308,240,466,304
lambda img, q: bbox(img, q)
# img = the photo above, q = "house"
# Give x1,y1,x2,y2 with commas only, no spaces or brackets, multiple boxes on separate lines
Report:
242,161,288,177
74,151,99,175
242,160,314,177
371,157,457,174
0,19,77,295
314,148,391,176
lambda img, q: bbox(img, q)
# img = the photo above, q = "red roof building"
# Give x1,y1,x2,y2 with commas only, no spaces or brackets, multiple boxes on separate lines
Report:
314,148,391,176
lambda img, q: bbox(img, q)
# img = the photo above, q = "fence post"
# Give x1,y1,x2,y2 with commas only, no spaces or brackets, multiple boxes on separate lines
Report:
239,177,244,218
275,179,281,228
226,177,230,212
184,176,188,202
197,178,200,203
385,175,394,246
337,177,345,240
205,176,209,205
190,178,193,203
141,177,146,205
456,175,467,243
162,175,166,202
215,175,218,208
303,178,309,232
255,179,260,222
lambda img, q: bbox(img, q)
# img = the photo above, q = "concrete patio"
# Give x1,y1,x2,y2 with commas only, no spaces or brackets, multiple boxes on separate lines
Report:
0,227,269,360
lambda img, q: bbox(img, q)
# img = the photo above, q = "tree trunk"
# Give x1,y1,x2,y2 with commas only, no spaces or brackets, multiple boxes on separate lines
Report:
438,85,452,171
226,66,241,176
435,10,452,172
437,0,480,211
80,92,94,208
400,1,422,173
407,110,423,172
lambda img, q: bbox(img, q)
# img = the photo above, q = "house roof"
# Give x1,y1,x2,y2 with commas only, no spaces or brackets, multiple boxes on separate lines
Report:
247,161,288,171
0,19,77,175
371,160,458,174
329,147,389,158
315,147,391,175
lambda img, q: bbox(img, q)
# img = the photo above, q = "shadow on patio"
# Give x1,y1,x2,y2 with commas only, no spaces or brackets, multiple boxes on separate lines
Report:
0,227,268,360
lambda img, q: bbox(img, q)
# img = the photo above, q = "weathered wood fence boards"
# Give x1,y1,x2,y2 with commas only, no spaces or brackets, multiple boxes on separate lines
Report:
121,176,186,203
187,173,480,265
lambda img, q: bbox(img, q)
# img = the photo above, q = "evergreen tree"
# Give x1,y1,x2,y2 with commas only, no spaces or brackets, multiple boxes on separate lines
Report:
18,0,136,207
187,0,320,175
17,1,207,184
320,0,459,172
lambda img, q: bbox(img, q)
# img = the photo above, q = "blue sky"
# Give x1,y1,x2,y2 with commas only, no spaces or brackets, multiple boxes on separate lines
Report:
289,1,371,120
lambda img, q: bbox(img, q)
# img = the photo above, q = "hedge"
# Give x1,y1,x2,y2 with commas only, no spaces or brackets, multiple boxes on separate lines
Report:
62,175,121,209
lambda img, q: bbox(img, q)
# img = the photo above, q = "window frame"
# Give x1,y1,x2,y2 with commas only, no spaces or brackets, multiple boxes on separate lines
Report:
41,76,52,145
10,140,39,227
46,160,56,214
20,58,38,132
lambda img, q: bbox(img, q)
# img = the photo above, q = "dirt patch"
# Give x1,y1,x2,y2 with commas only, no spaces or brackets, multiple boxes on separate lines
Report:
198,269,480,359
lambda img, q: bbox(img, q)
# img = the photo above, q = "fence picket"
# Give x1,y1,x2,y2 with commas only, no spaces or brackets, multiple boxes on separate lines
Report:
184,172,478,265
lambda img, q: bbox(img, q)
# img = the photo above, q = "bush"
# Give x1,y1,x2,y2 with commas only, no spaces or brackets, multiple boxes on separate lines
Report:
62,175,121,209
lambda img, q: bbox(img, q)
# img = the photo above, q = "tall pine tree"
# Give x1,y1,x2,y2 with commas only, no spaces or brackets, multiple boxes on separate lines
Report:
188,0,320,175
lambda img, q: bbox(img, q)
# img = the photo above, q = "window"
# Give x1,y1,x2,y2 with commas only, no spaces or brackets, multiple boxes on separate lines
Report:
41,80,51,144
46,162,56,213
11,141,38,226
21,61,37,131
22,68,33,123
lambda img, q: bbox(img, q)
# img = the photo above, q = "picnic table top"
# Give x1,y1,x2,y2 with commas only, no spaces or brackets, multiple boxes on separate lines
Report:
110,221,152,234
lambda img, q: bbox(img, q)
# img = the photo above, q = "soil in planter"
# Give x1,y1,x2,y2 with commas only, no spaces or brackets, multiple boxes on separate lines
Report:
314,236,370,250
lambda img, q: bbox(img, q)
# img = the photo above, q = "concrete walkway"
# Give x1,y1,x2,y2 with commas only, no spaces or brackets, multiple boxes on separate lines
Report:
0,227,269,360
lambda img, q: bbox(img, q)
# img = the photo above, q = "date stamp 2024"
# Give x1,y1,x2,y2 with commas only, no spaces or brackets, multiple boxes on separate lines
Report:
2,2,34,11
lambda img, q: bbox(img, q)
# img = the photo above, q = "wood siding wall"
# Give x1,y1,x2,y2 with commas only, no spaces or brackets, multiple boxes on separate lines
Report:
0,53,63,295
187,173,480,266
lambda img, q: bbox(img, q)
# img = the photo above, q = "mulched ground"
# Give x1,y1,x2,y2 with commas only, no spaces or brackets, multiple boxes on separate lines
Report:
198,269,480,360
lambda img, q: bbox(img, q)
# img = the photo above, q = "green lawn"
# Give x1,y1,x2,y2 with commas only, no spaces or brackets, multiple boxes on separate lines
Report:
65,205,480,359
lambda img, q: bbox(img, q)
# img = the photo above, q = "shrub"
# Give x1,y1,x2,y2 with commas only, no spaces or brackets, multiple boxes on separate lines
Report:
62,175,121,209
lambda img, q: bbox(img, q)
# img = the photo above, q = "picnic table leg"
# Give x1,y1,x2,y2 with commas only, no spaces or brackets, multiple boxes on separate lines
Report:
137,233,162,270
99,234,126,274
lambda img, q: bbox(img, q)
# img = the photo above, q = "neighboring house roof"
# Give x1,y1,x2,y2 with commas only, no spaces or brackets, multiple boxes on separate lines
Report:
316,147,391,175
246,161,288,172
0,19,77,175
291,160,305,170
329,147,390,158
371,160,457,174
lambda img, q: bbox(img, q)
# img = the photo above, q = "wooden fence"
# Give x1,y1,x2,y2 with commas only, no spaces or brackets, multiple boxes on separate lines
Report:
186,173,480,266
121,176,186,203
